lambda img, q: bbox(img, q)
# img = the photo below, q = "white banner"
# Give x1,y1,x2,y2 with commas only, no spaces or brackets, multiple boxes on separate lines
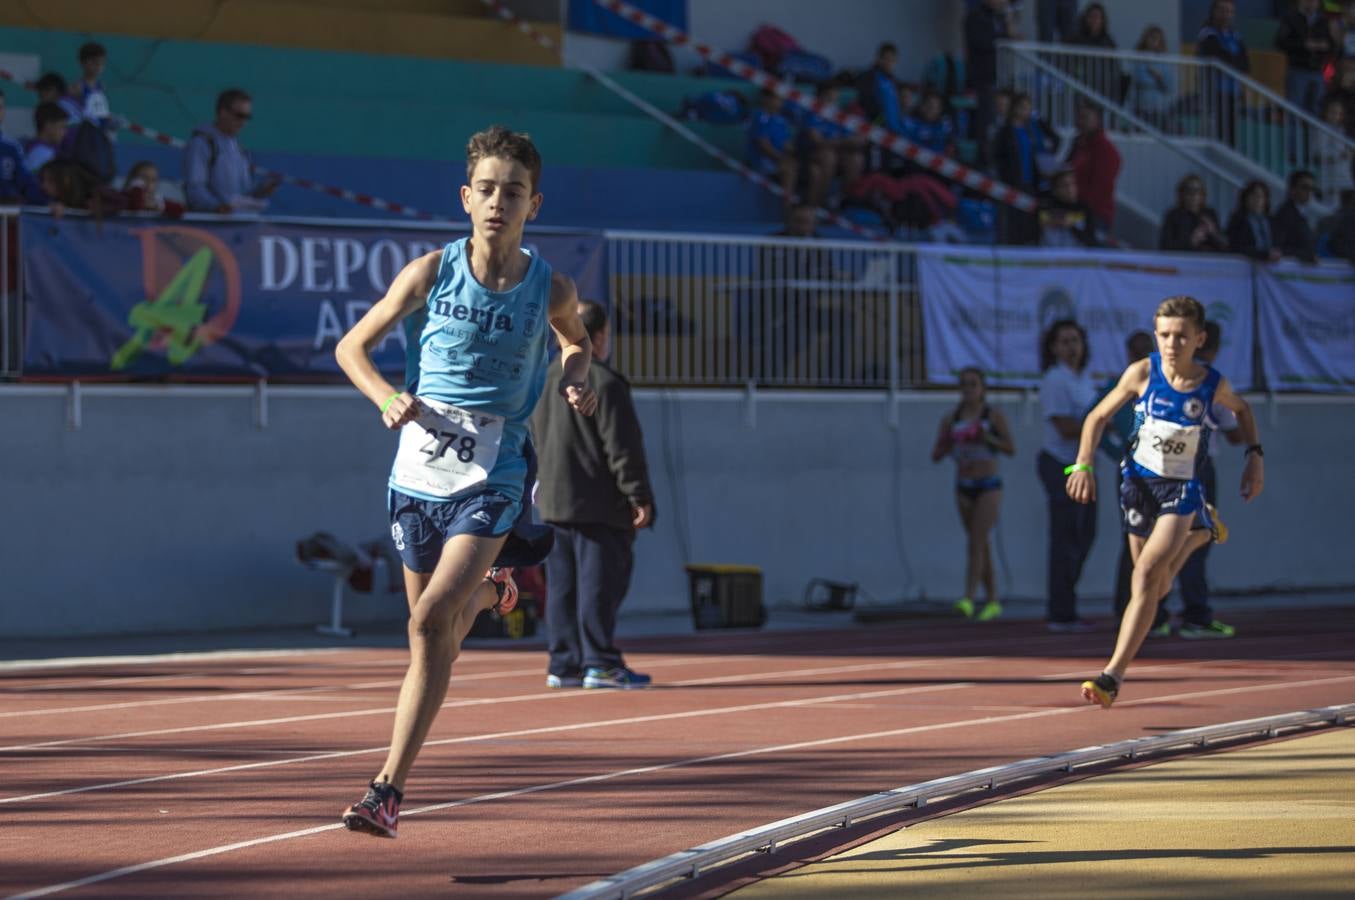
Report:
1256,262,1355,392
918,246,1255,389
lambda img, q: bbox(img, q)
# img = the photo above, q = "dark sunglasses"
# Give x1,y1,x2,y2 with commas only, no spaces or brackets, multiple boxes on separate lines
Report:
229,108,252,121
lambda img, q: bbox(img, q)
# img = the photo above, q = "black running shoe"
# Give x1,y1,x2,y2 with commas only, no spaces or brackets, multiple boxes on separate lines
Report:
342,780,402,838
1080,673,1120,709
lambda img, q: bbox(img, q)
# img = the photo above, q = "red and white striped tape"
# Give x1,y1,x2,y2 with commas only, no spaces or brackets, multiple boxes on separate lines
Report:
0,66,442,221
593,0,1039,214
476,0,889,240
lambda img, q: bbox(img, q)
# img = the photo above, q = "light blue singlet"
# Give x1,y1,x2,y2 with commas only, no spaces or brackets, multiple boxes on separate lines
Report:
389,237,553,503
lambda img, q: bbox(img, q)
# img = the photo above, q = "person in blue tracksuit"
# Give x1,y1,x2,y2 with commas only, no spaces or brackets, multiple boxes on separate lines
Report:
1065,295,1264,709
334,125,597,838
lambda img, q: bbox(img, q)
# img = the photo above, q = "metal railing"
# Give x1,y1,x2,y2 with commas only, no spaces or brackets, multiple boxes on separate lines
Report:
1,208,18,381
607,230,922,390
998,41,1355,205
999,44,1247,241
561,704,1354,899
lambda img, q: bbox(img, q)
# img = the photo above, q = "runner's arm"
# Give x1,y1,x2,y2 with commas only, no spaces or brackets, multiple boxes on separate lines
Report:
1074,361,1147,470
985,407,1016,456
547,273,596,416
1214,378,1264,501
335,251,440,427
930,414,954,463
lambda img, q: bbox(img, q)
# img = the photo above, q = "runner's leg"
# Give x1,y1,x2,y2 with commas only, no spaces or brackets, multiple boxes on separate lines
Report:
1105,514,1195,679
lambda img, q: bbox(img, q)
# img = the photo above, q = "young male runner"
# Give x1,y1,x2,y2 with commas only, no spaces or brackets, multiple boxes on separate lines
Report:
334,126,597,837
1065,296,1264,709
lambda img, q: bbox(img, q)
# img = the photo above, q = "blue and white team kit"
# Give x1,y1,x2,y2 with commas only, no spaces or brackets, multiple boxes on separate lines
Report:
386,238,554,572
1119,352,1222,537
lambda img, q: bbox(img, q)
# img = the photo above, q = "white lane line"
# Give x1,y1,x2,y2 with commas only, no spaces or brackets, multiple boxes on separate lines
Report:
0,657,1250,806
0,655,991,768
0,648,984,745
0,648,348,673
9,672,1353,900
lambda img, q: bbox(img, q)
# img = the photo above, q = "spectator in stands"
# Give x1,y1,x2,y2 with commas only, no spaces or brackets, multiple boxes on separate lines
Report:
1066,103,1121,228
985,88,1014,158
36,159,94,217
797,82,865,209
993,92,1056,243
1130,26,1178,127
1196,0,1250,145
1037,0,1078,43
858,43,906,135
71,42,112,128
1160,175,1229,251
1038,318,1098,633
34,72,84,127
904,89,957,157
1225,180,1282,260
1315,95,1355,194
1040,169,1101,247
0,89,46,205
1066,4,1122,101
24,102,69,175
1272,169,1322,260
966,0,1020,153
747,89,798,212
184,88,280,214
1326,58,1355,138
1339,1,1355,59
1276,0,1335,115
1326,189,1355,263
122,161,185,218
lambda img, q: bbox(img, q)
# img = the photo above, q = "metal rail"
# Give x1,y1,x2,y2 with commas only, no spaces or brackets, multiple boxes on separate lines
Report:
559,703,1353,899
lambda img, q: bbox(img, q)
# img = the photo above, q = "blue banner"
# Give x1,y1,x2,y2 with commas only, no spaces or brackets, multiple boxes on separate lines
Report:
20,214,606,379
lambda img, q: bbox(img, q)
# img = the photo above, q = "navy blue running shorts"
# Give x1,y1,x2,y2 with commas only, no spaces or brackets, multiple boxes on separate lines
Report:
1120,473,1212,538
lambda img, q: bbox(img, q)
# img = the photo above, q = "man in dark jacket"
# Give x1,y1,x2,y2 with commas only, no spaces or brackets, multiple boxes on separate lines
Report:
532,301,656,690
1275,0,1334,115
1272,169,1320,262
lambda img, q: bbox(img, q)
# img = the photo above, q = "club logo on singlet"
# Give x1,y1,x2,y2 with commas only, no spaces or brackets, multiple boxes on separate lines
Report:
1183,398,1205,420
429,298,515,335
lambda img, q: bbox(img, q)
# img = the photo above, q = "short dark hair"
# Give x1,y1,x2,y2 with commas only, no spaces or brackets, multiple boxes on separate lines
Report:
877,42,897,57
34,101,69,132
578,300,608,339
35,72,67,95
465,125,543,191
78,42,107,63
1126,330,1154,362
1288,168,1315,189
1041,319,1090,372
215,88,251,114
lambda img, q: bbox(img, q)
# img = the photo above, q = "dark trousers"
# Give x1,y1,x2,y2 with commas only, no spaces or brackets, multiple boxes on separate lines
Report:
1175,456,1217,626
1039,451,1097,622
545,522,635,676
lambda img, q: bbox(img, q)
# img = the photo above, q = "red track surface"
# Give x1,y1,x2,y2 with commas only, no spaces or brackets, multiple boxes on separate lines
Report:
2,607,1352,898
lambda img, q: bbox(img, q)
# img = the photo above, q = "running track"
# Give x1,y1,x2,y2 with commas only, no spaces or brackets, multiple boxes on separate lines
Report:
1,607,1352,898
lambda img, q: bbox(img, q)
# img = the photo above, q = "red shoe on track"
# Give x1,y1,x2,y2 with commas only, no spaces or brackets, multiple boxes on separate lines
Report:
342,780,402,838
487,567,518,614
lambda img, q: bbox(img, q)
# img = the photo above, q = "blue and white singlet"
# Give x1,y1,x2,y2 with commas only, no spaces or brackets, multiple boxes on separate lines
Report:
1126,353,1221,482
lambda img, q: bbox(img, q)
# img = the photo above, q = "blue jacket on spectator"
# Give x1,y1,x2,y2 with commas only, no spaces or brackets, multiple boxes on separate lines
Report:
903,115,954,155
868,69,905,133
747,110,792,174
0,133,46,203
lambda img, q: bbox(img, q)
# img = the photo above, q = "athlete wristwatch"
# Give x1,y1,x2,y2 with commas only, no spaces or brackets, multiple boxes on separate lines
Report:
1245,444,1264,458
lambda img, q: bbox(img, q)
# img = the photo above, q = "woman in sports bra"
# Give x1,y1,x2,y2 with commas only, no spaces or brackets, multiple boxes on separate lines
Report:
931,367,1015,621
1065,295,1264,710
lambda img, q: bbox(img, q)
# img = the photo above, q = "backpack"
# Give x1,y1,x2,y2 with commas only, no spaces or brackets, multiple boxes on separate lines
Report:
629,39,674,73
61,120,116,186
777,50,834,85
749,24,800,71
679,90,750,125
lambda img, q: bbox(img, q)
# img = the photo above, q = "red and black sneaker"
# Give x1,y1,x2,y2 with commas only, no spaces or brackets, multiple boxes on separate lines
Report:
342,780,402,838
487,567,518,614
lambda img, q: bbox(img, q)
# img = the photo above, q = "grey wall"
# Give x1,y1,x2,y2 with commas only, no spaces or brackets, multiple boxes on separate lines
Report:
0,387,1349,638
